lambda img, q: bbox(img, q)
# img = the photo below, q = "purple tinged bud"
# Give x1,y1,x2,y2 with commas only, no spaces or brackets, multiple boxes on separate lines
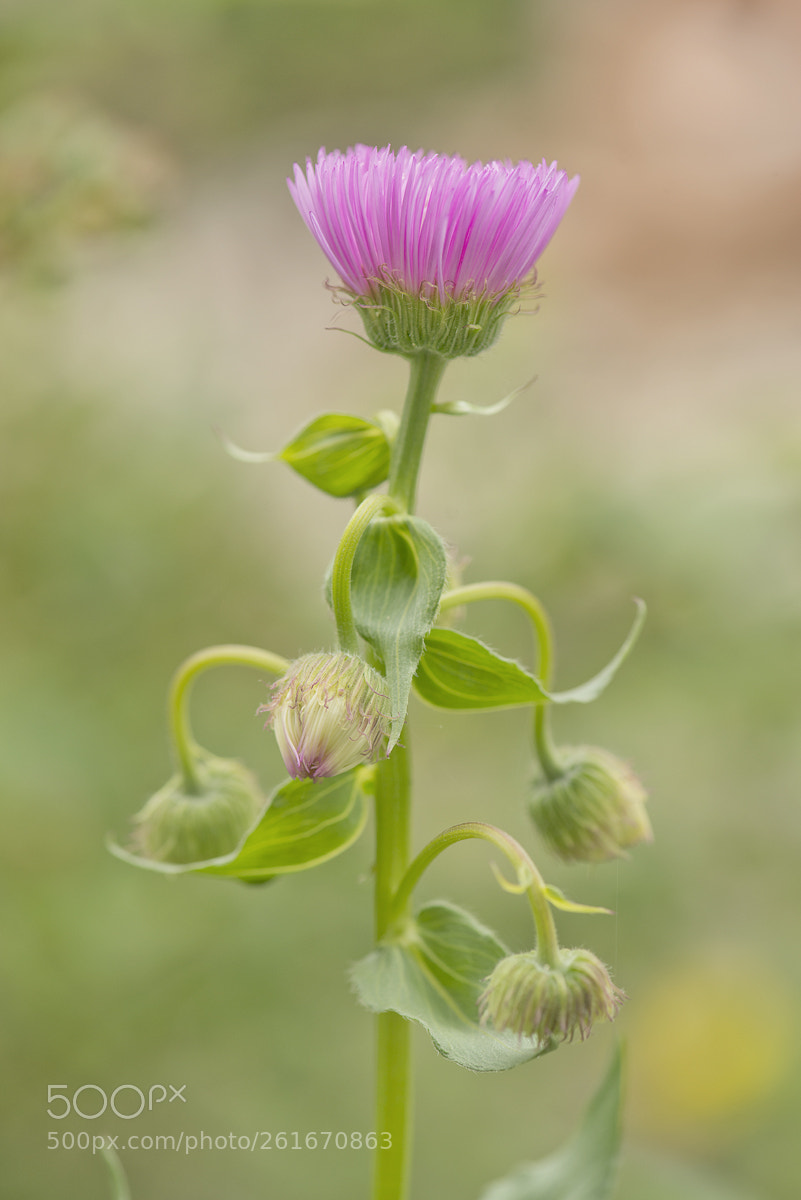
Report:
261,652,391,781
479,948,625,1044
530,745,652,864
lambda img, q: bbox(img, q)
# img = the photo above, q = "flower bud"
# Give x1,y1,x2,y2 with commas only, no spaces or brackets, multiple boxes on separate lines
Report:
260,652,391,780
479,947,624,1044
132,755,262,864
529,745,652,863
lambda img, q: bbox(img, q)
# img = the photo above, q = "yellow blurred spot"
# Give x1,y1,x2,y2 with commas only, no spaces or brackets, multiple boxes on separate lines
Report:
628,955,795,1132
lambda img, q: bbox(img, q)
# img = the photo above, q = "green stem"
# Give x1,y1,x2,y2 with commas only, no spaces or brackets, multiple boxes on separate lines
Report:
169,644,290,793
439,581,565,780
533,705,563,782
390,821,561,968
100,1147,131,1200
388,352,448,513
331,493,394,655
372,741,412,1200
439,581,554,682
368,351,448,1200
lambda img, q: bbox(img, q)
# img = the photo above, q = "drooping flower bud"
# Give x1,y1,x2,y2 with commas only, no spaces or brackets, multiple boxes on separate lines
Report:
288,145,578,359
260,652,391,780
529,745,652,863
132,755,262,864
479,947,624,1044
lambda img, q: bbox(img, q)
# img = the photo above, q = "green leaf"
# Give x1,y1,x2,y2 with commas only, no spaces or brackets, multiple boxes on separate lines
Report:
433,376,535,416
351,900,551,1072
216,427,275,463
279,413,391,497
109,768,372,881
349,514,447,748
478,1044,623,1200
414,600,646,713
549,600,646,704
217,414,391,496
414,628,548,710
543,885,613,916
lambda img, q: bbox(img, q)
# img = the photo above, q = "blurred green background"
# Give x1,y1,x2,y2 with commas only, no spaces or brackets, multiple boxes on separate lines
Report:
2,1,800,1197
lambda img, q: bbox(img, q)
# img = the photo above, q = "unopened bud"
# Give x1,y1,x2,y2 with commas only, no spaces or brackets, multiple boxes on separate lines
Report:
133,755,261,864
260,652,391,780
479,947,624,1044
529,746,652,863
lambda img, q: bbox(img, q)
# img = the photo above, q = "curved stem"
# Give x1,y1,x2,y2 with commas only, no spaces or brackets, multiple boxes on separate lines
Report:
439,581,565,780
389,821,561,968
169,644,290,793
331,493,395,655
439,581,554,682
372,742,412,1200
388,351,448,513
533,706,564,781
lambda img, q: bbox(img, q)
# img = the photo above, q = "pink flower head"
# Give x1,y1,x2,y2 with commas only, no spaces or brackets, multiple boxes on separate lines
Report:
288,145,578,357
288,144,578,304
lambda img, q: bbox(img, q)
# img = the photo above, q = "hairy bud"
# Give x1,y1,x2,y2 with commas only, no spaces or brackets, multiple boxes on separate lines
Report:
133,755,261,864
529,746,652,863
479,947,625,1044
261,652,391,780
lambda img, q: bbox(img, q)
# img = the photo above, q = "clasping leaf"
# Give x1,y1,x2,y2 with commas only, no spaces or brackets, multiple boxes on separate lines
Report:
351,900,553,1072
110,767,372,882
348,514,447,748
219,413,391,498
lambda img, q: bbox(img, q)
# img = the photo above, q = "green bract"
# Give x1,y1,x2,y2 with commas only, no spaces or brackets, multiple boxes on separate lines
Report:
279,413,392,497
351,900,553,1072
353,281,519,359
346,514,447,749
111,767,373,881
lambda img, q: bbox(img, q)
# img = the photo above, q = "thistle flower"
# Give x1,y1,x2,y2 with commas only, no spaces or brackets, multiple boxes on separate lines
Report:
260,652,391,780
133,755,262,865
288,145,578,358
530,745,652,863
479,948,624,1044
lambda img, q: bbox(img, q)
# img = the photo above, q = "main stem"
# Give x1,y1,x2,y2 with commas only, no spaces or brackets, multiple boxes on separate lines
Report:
388,351,448,513
371,347,447,1199
372,742,412,1200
